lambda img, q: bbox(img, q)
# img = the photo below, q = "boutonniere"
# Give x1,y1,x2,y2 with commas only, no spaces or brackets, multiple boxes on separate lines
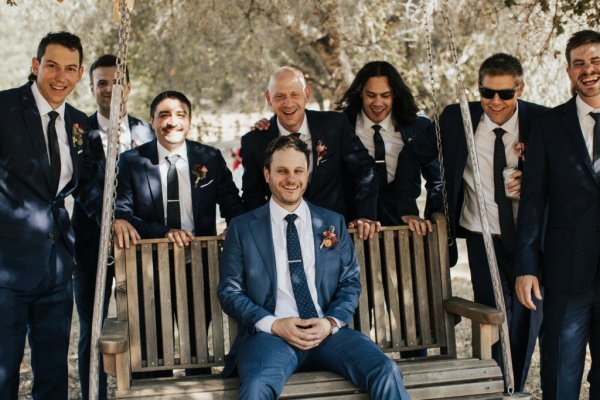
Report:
72,123,85,150
513,141,526,162
319,225,338,249
315,138,327,166
191,164,208,188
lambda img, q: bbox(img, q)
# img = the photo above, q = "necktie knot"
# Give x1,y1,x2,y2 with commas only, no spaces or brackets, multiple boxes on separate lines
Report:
166,154,180,166
285,213,298,224
590,112,600,123
493,127,506,138
48,110,59,123
290,132,301,139
372,124,382,135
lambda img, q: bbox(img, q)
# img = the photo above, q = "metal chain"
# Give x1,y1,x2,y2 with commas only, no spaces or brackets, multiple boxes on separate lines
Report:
421,0,453,247
107,0,131,265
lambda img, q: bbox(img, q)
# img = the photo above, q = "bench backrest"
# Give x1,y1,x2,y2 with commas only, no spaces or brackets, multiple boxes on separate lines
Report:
113,214,454,374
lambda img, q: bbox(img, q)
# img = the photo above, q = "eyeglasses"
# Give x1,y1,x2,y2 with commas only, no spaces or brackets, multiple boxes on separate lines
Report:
479,84,520,100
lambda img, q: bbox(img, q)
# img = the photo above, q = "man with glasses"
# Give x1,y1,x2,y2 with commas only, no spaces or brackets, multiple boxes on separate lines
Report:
395,53,547,391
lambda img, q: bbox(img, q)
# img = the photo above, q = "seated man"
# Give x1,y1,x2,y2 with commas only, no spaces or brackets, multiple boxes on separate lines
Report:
218,135,409,400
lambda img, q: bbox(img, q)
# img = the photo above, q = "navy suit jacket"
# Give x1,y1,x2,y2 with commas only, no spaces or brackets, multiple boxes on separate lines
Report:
241,110,378,220
348,115,442,225
0,82,89,290
218,201,361,377
115,139,244,237
395,100,548,266
72,113,154,269
516,97,600,294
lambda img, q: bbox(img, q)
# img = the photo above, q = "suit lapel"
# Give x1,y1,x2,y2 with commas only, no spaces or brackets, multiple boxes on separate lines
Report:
142,142,165,221
305,111,320,186
20,84,55,192
248,206,277,300
64,107,79,191
456,102,483,174
562,98,600,186
187,142,201,231
517,101,530,170
309,203,328,292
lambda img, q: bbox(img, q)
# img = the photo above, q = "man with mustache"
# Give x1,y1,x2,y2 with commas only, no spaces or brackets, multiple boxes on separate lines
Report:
515,29,600,400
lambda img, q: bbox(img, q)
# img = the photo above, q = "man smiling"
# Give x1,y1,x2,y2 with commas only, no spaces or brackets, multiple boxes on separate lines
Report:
395,53,547,391
0,31,88,399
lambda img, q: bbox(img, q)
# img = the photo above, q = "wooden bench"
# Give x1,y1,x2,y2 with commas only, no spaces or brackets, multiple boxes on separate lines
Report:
100,213,506,399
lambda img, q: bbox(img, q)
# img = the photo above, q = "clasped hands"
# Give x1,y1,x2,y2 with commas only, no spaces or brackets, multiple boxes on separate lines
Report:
271,317,332,350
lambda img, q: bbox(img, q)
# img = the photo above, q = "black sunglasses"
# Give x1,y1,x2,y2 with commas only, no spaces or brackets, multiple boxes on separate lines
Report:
479,84,520,100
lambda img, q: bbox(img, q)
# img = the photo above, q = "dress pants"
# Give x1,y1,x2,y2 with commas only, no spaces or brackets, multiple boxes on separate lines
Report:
73,262,113,400
466,232,542,392
0,243,73,400
236,328,409,400
541,282,600,400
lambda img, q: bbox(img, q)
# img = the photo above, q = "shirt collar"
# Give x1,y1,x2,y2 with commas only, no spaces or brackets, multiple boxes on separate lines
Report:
97,112,130,133
31,81,65,119
157,140,188,163
357,109,395,133
483,103,519,136
269,197,310,225
277,113,310,138
576,95,600,121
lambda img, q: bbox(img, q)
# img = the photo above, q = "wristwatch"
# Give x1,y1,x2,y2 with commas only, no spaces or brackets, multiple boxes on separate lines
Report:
325,317,340,335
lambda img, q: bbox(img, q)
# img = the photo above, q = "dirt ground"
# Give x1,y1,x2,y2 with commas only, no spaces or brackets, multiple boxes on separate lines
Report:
17,239,591,399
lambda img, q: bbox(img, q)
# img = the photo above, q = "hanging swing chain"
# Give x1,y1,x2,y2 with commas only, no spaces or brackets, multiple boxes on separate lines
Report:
107,0,132,266
421,0,453,247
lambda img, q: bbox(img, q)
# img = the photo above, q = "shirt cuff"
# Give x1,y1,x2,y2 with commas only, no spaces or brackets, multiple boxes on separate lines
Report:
328,316,345,328
255,315,277,333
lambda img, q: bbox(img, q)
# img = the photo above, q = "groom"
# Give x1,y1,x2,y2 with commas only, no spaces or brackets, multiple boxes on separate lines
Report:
218,135,409,399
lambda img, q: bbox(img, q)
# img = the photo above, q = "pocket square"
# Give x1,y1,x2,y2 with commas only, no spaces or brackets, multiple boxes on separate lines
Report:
200,179,214,188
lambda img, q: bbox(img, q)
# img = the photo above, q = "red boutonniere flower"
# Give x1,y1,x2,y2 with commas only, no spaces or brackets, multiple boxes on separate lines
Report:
191,164,208,188
72,123,85,150
315,138,327,166
513,141,526,162
319,225,338,249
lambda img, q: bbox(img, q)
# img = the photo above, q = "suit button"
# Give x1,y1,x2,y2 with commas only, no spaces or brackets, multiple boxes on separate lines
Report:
48,232,55,239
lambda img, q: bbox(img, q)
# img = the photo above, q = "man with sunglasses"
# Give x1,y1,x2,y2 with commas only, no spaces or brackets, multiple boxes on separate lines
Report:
516,30,600,400
395,53,547,392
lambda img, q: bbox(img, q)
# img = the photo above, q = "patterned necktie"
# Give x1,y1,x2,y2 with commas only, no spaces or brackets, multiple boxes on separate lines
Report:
284,213,318,319
47,111,61,195
372,124,387,185
590,112,600,175
166,154,181,229
493,128,515,250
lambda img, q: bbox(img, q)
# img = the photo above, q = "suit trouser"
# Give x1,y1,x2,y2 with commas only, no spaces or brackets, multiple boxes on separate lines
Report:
540,283,600,400
236,328,409,400
0,243,73,400
466,232,543,392
73,262,113,400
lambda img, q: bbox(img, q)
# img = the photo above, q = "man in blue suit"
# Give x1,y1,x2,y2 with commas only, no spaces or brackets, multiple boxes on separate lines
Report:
218,135,409,399
72,54,155,400
0,32,89,399
395,53,547,391
515,30,600,400
241,66,380,240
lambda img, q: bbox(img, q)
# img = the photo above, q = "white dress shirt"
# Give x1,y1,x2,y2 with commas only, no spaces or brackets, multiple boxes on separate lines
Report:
31,82,73,195
355,110,404,183
576,95,600,160
97,112,133,156
277,115,313,173
256,199,345,333
157,142,194,233
460,107,520,234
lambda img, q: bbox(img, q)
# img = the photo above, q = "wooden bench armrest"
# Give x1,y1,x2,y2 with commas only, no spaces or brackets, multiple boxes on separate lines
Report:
444,296,504,325
99,318,129,354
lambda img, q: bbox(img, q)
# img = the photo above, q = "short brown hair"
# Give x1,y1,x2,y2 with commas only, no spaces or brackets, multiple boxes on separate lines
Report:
264,135,310,170
478,53,523,84
566,30,600,66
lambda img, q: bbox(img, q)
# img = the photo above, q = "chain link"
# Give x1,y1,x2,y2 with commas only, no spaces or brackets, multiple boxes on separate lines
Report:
420,0,453,247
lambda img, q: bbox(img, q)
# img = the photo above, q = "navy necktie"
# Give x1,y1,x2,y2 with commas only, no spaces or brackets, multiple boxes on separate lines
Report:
493,128,515,250
166,154,181,229
372,124,387,185
47,111,61,195
284,213,318,319
590,112,600,175
290,132,301,139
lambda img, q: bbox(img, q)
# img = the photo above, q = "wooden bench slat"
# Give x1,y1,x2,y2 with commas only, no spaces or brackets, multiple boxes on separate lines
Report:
174,245,192,365
157,242,175,368
208,240,225,364
427,231,447,347
412,234,432,345
398,230,417,347
352,233,369,335
114,246,128,320
367,235,387,346
383,231,403,348
141,244,158,367
191,241,209,364
125,245,142,370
